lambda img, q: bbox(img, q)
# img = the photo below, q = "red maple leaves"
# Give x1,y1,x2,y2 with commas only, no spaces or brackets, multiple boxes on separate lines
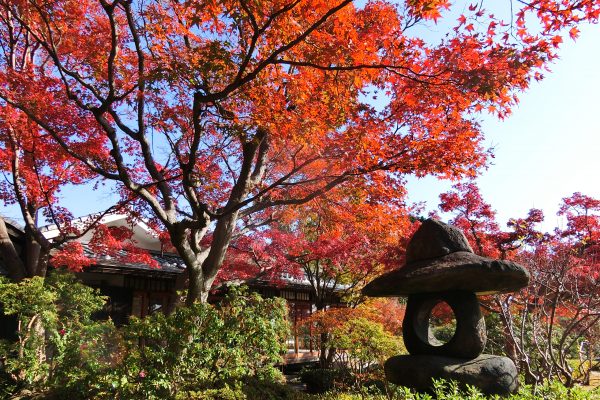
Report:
1,0,598,300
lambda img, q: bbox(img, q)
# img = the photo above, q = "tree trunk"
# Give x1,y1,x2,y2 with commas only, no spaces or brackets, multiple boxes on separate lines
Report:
314,298,334,368
319,332,331,368
185,264,218,305
186,266,205,306
502,322,519,366
34,251,49,278
183,212,239,305
24,235,42,277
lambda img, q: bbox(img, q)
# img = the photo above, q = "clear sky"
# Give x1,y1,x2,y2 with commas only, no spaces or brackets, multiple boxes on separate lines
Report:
406,22,600,231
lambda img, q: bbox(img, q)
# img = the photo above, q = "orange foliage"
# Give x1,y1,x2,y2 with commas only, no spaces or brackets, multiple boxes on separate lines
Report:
305,298,405,336
1,0,598,297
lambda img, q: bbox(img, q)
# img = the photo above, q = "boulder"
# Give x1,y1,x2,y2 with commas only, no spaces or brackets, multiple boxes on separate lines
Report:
385,354,519,395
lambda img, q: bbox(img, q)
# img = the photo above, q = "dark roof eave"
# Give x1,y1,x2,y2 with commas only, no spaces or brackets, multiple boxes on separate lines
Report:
80,264,182,278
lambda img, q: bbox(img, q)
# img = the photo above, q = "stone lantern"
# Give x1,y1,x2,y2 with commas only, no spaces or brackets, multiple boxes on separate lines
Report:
363,219,529,395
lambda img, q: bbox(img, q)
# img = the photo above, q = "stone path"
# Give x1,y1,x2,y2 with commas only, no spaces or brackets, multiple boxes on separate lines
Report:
285,374,307,392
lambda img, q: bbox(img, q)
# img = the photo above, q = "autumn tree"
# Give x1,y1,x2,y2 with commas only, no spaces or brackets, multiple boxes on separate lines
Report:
493,192,600,386
438,181,501,257
506,238,600,386
262,191,412,307
438,181,546,259
304,298,405,368
0,122,155,281
0,3,165,281
0,99,120,280
234,189,411,366
438,184,600,386
1,0,598,304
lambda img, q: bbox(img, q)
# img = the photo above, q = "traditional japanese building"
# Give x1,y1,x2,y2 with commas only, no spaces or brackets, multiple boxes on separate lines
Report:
39,214,343,363
0,216,23,341
0,216,25,278
41,214,186,324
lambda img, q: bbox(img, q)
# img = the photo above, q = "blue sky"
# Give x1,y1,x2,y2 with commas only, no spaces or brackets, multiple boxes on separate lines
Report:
406,22,600,231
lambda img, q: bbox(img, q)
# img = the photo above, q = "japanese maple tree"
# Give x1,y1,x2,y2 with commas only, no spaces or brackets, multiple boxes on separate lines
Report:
498,192,600,386
258,191,412,306
438,181,501,257
0,104,155,280
0,0,598,303
438,184,600,385
438,181,546,259
232,190,412,366
0,89,121,279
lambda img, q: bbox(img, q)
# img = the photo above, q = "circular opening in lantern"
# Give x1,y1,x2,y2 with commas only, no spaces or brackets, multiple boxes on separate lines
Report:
428,301,457,346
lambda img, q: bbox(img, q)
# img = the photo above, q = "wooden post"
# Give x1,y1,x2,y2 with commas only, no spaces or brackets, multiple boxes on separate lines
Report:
294,304,299,355
309,305,314,353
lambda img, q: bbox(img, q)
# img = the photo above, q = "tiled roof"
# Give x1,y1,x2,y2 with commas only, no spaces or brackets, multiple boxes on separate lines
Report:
0,214,25,234
81,244,186,275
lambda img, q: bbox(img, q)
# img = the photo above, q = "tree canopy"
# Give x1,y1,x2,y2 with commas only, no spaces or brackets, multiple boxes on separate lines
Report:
0,0,598,303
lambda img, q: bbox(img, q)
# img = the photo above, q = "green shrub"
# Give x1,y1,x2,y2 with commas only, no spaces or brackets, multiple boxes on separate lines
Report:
0,277,290,400
327,316,402,395
177,385,246,400
102,287,289,399
240,378,302,400
295,379,600,399
300,368,353,394
331,317,402,374
0,272,113,397
176,380,303,400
